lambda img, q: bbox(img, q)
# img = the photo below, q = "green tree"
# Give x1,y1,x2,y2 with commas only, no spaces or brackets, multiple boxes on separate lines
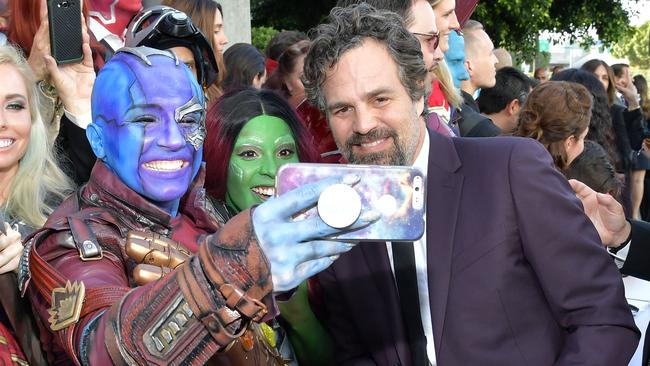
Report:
612,20,650,70
252,26,279,52
251,0,336,30
251,0,638,63
474,0,637,61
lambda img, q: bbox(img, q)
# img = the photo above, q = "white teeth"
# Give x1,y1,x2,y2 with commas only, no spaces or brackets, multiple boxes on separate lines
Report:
143,160,185,171
0,139,14,148
252,186,275,197
361,139,384,148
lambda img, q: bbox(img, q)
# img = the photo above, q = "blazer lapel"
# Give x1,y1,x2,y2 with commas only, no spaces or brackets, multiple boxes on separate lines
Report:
425,131,464,351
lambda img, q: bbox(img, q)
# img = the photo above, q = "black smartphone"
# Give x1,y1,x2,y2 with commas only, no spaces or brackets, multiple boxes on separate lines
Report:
47,0,83,64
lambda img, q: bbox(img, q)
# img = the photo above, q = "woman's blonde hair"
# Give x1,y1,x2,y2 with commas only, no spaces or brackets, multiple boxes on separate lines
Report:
434,59,462,108
0,44,73,228
427,0,463,108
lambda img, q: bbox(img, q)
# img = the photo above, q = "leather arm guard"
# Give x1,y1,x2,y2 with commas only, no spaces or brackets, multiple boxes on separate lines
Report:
103,210,274,365
126,231,191,286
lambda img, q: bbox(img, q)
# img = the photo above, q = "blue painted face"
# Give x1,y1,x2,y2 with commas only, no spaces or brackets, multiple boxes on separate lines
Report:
444,31,470,89
88,48,206,216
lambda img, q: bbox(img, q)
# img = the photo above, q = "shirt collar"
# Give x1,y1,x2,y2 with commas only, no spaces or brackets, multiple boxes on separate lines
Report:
413,127,430,176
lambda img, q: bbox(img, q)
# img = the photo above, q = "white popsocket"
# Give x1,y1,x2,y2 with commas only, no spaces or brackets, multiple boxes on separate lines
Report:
318,184,362,228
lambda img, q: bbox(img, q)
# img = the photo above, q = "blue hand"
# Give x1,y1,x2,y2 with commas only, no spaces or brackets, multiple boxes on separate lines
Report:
253,175,377,292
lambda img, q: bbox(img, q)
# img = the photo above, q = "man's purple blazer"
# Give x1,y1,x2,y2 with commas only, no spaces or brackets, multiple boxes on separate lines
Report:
316,131,640,366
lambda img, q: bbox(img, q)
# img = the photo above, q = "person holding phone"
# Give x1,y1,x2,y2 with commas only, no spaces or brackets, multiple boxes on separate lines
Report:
7,0,98,185
203,87,335,366
303,4,638,365
23,47,367,365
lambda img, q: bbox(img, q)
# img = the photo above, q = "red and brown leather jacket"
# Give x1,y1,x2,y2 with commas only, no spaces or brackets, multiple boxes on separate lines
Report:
0,321,28,366
21,161,275,365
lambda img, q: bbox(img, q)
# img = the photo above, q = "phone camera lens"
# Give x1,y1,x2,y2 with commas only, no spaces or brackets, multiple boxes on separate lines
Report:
415,187,420,191
58,1,70,8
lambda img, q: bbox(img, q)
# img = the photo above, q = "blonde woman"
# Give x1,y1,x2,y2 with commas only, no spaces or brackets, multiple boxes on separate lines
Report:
428,0,462,124
0,44,72,256
0,43,73,365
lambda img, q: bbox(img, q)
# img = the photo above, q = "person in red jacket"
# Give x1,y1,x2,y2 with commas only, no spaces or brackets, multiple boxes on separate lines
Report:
22,47,366,365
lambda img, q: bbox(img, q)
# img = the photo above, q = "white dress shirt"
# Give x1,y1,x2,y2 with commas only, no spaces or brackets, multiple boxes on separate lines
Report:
386,130,436,365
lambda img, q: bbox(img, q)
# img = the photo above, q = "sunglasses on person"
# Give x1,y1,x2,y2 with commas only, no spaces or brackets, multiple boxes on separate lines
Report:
411,31,440,51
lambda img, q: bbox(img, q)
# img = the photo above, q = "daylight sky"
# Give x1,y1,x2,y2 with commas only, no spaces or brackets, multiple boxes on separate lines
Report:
626,0,650,26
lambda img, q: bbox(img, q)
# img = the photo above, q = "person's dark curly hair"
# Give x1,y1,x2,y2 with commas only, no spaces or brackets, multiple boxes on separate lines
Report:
335,0,415,27
303,3,427,112
551,68,620,170
515,81,593,171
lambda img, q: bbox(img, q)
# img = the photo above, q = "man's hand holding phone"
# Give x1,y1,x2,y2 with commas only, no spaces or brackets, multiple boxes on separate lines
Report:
252,175,379,292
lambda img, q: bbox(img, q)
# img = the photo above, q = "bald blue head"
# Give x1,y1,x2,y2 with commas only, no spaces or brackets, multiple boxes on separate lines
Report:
87,47,206,216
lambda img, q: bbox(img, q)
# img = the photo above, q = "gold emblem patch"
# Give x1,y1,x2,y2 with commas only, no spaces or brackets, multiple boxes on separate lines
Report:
48,281,85,331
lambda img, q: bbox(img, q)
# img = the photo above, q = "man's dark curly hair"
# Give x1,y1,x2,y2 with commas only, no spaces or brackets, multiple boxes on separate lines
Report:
303,3,427,112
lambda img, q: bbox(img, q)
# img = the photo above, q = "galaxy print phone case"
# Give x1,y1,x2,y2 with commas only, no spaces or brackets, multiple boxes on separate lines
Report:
276,163,425,242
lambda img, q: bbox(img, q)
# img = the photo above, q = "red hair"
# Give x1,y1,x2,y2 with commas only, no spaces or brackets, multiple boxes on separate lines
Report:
8,0,90,54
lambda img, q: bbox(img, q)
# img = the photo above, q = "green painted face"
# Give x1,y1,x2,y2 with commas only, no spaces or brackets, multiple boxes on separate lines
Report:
225,115,300,212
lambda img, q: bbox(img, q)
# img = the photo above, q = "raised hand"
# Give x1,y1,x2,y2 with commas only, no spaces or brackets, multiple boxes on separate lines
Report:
43,16,95,117
615,77,639,109
0,223,23,274
253,175,379,292
27,0,51,81
569,179,631,247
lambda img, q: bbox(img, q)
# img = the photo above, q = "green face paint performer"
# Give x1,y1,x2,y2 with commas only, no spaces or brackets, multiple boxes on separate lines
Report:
225,115,300,212
204,88,335,366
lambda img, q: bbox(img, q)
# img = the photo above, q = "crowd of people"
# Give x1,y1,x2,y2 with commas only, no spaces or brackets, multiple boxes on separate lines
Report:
0,0,648,365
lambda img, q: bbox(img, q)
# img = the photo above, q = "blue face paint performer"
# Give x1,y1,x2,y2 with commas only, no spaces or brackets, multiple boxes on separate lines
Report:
444,30,470,90
20,47,365,365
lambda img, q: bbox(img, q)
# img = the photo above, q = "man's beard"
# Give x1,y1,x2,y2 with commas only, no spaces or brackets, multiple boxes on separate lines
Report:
342,128,409,166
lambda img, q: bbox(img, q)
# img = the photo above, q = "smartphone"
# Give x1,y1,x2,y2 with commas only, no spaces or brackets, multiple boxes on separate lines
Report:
276,163,425,242
47,0,83,64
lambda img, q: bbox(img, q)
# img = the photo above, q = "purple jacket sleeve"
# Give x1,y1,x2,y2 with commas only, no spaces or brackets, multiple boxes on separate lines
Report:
623,220,650,281
508,139,640,366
